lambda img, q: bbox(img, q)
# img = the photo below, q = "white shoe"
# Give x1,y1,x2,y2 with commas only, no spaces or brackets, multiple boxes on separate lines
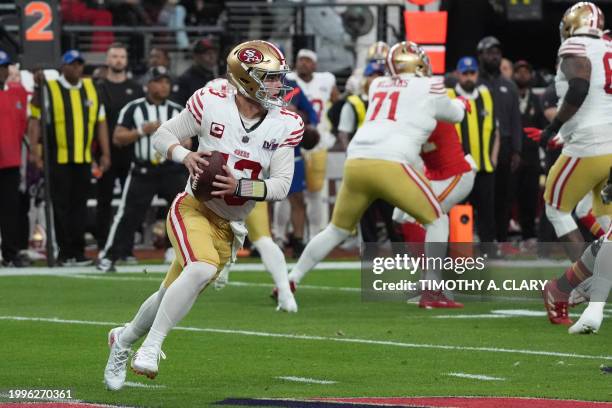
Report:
569,302,604,334
277,291,298,313
131,345,166,379
96,257,116,273
104,327,130,391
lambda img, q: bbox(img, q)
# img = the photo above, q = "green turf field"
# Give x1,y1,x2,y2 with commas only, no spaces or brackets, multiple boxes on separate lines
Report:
0,264,611,407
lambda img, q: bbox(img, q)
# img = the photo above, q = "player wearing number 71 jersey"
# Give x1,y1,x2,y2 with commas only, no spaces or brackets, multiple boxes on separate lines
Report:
103,40,303,390
287,41,468,289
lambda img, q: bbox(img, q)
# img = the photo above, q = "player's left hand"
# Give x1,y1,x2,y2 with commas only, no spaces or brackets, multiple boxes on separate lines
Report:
524,126,556,148
523,127,542,142
212,165,238,197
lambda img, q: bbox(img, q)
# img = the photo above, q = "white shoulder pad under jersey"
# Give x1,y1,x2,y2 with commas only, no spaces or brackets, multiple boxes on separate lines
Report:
184,87,303,220
347,74,462,165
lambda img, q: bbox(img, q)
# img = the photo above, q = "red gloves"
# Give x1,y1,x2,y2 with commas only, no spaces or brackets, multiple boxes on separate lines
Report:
523,127,542,142
523,127,563,150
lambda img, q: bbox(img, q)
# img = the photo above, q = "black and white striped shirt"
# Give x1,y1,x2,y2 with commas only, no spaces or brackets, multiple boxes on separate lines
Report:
116,97,183,164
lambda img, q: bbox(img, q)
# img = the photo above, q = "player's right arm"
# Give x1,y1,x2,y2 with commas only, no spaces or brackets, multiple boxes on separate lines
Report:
535,38,591,147
151,88,210,178
555,43,591,126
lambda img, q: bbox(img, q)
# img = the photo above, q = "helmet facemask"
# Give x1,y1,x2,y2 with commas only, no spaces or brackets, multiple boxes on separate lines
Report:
249,67,292,109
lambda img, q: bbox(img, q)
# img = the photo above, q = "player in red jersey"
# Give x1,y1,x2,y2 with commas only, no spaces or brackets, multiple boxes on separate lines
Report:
394,120,476,308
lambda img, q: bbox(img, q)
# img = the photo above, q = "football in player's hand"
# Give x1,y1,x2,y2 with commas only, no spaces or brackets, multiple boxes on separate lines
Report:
190,151,226,201
301,127,320,150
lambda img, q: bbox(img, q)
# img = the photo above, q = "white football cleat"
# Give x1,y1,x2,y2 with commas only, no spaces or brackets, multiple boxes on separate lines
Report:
569,302,604,334
131,345,166,379
104,326,130,391
277,291,298,313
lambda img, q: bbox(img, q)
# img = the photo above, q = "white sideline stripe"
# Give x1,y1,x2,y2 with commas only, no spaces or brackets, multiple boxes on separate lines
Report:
64,274,362,292
0,261,362,276
2,315,612,361
0,258,574,277
276,376,336,384
447,372,505,381
99,380,166,389
434,314,510,319
124,381,166,389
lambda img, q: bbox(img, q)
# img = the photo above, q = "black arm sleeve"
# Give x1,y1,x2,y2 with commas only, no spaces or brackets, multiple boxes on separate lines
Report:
564,77,590,107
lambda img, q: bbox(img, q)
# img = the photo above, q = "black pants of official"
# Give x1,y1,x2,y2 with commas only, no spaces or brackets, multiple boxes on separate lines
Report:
102,163,187,261
49,163,91,261
18,190,31,251
0,167,21,263
469,171,496,244
494,141,517,242
95,161,131,250
360,200,401,243
516,162,540,240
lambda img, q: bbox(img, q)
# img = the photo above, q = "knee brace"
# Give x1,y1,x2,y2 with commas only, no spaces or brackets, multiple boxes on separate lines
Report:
545,204,578,237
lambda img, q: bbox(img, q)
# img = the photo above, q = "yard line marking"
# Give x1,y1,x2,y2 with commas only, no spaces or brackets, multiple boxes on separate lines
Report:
60,274,362,292
0,261,362,276
433,314,510,319
276,376,337,384
124,381,166,389
447,372,505,381
2,315,612,361
0,258,573,277
434,310,611,319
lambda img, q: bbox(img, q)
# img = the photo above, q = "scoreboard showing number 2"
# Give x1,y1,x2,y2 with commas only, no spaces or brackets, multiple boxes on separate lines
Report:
17,0,60,70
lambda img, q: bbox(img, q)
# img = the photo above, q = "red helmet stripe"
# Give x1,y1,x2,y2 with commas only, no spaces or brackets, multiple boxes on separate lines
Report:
387,44,399,76
588,2,598,28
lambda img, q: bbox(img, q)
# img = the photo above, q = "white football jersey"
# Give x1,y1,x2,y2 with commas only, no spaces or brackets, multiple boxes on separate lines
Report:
184,86,304,221
347,74,465,165
286,71,335,144
556,36,612,156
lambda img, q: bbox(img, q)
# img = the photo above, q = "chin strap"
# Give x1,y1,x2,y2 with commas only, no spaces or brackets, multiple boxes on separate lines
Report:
235,179,267,201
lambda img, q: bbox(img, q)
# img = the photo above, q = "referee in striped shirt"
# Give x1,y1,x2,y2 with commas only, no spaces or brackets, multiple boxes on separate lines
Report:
97,67,187,272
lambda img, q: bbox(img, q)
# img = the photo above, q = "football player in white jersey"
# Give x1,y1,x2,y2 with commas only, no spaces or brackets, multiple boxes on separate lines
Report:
103,40,303,390
286,41,467,290
567,173,612,334
286,49,339,239
523,2,612,325
203,77,297,313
